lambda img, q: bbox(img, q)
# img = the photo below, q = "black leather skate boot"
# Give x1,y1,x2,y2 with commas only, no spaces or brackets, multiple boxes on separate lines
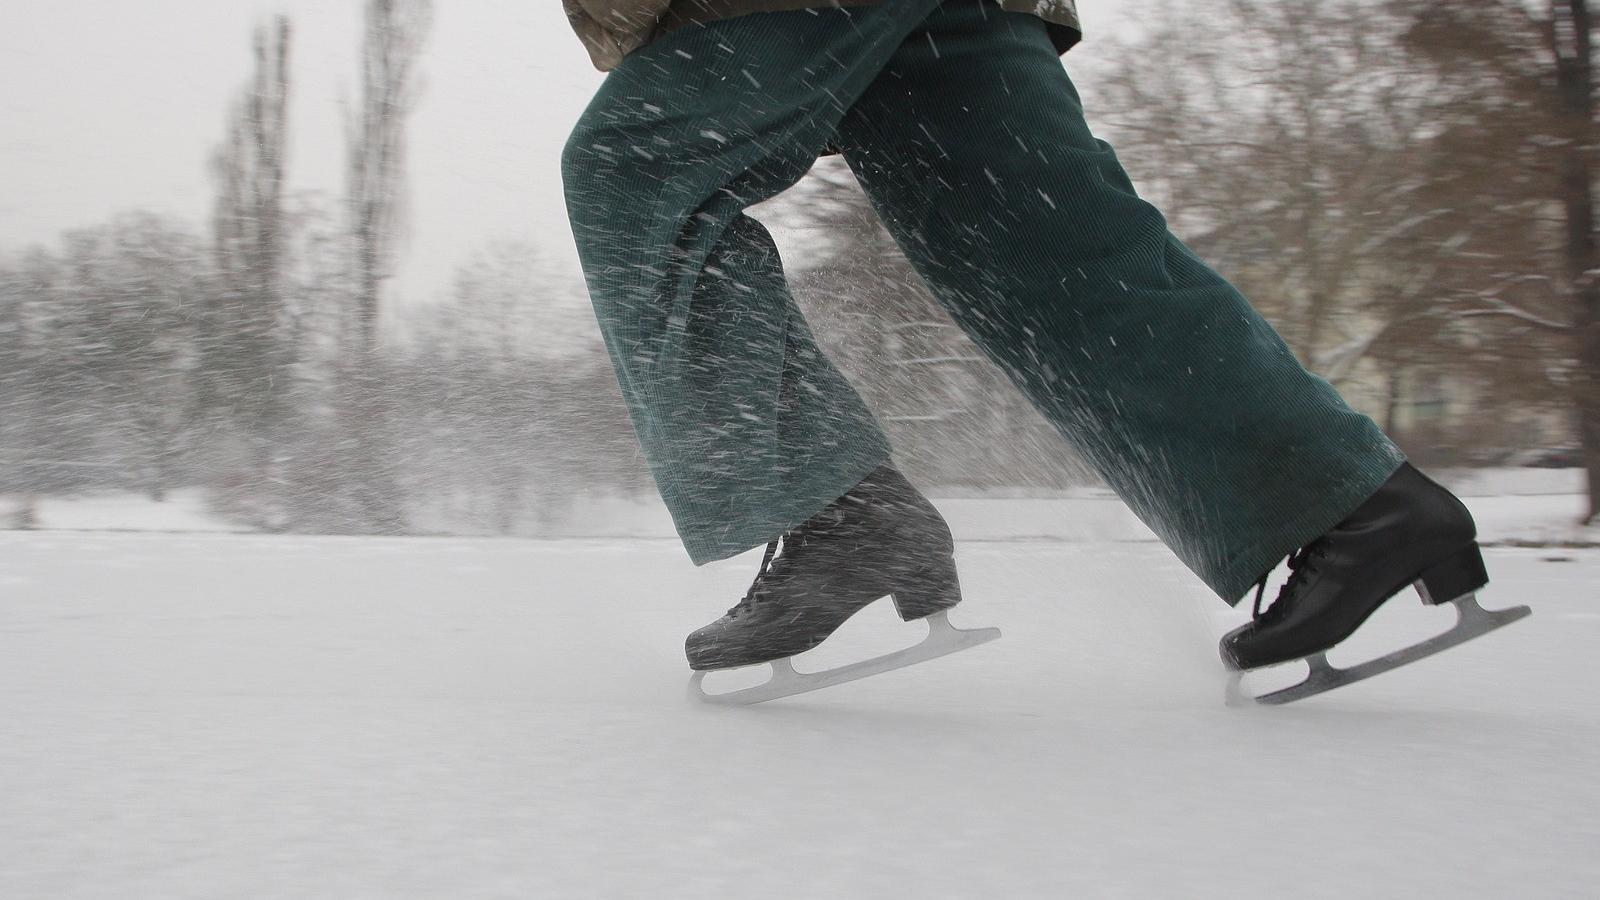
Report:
1221,463,1487,671
686,464,962,671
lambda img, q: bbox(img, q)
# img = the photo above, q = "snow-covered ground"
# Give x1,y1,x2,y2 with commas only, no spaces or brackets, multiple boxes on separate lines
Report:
0,489,250,534
1,530,1595,898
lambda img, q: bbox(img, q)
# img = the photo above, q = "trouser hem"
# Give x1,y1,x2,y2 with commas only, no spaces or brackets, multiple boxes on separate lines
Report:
1212,452,1407,604
680,448,894,566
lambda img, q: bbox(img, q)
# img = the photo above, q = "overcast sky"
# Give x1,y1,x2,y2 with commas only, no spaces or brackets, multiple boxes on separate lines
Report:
0,1,1119,304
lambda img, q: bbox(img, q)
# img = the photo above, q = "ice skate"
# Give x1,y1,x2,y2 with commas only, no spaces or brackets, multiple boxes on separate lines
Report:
687,464,1000,705
1222,463,1531,705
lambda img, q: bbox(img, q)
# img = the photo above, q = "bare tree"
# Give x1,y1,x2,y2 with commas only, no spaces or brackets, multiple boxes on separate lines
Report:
0,216,207,504
1094,0,1582,469
1402,0,1597,516
341,0,432,533
0,252,48,522
348,0,430,355
1549,0,1600,522
1096,1,1453,369
206,16,294,521
392,239,640,535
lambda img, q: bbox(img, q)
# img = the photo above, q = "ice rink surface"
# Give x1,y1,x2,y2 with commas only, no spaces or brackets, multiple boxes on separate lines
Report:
2,531,1596,898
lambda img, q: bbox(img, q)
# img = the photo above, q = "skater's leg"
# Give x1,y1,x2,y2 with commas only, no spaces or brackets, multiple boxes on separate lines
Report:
562,2,943,564
833,1,1406,602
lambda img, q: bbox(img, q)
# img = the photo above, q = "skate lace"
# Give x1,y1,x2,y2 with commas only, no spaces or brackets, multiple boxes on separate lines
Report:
1251,542,1328,621
726,530,808,619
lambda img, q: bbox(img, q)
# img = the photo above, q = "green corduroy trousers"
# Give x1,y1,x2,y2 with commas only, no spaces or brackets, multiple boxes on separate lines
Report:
560,0,1407,603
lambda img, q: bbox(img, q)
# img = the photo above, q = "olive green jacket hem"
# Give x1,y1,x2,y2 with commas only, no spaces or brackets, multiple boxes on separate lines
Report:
564,0,1081,71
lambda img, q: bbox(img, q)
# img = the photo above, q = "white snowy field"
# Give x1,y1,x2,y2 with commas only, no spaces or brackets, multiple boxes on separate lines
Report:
1,531,1596,899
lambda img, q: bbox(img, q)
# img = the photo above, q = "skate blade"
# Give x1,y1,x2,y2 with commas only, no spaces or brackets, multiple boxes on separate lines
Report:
1226,595,1532,707
688,611,1001,706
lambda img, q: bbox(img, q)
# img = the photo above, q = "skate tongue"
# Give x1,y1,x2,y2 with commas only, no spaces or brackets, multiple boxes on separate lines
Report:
728,539,783,618
1252,544,1325,620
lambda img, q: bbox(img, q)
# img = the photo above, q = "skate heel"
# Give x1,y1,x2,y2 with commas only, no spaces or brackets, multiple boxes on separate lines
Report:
890,556,963,621
1414,543,1490,606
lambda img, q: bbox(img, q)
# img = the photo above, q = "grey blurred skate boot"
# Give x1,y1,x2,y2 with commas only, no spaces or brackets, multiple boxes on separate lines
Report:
687,463,999,703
